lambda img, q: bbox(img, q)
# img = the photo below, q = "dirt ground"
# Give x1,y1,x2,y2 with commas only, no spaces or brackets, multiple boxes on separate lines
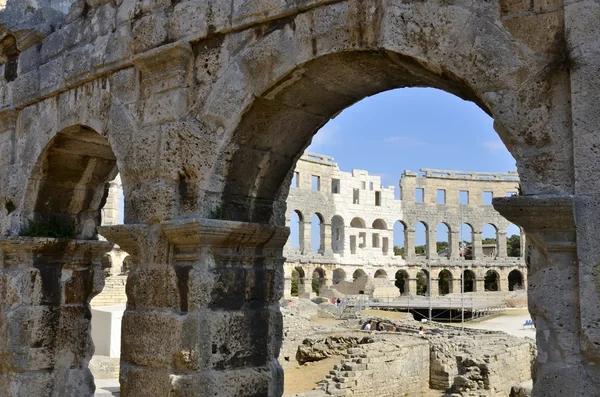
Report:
284,356,342,395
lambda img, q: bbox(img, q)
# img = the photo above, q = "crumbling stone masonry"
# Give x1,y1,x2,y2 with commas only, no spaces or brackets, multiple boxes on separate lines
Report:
0,0,598,396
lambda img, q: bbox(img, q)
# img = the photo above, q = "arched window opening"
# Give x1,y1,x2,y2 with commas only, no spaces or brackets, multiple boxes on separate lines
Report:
374,269,387,280
462,270,476,293
436,223,450,257
482,223,499,258
438,269,453,295
311,213,324,253
415,222,428,257
485,270,500,291
312,268,325,294
331,215,345,254
459,223,474,260
23,125,118,240
353,269,367,282
395,270,409,295
288,210,302,249
507,224,522,257
508,270,524,291
333,268,346,285
393,221,406,257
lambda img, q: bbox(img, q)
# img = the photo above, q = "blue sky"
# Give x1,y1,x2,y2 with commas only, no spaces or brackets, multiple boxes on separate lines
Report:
288,87,521,250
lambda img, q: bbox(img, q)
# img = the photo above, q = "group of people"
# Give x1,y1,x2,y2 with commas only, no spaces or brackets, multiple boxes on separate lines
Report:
360,320,390,332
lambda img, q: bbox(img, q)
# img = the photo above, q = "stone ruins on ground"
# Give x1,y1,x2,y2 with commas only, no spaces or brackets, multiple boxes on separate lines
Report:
0,0,598,396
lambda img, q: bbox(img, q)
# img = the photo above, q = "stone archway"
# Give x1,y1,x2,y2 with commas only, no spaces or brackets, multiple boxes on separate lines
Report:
3,0,597,395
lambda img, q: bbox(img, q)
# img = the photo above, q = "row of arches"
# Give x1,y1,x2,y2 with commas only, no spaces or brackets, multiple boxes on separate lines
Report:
288,211,522,259
289,265,525,297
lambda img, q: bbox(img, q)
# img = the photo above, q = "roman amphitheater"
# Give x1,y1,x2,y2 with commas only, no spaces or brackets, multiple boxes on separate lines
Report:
1,0,599,396
282,152,526,299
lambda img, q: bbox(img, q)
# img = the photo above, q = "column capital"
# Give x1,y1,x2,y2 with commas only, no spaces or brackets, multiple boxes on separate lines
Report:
494,195,575,252
99,219,289,266
0,237,112,267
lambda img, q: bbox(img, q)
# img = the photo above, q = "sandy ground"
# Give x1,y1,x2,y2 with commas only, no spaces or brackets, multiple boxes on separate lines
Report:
284,356,342,395
456,308,535,339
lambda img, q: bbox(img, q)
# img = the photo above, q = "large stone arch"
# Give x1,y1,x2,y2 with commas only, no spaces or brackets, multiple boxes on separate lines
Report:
203,1,571,223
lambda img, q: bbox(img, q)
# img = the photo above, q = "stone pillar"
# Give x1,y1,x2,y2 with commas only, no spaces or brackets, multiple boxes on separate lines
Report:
99,219,288,397
429,277,439,297
495,196,597,394
101,175,122,226
497,230,508,258
499,274,508,292
472,231,483,259
450,230,460,259
520,233,526,258
300,220,311,254
404,227,415,260
297,277,309,297
408,278,417,295
426,228,436,259
0,237,111,397
452,278,461,294
321,223,333,256
474,277,485,292
283,277,293,299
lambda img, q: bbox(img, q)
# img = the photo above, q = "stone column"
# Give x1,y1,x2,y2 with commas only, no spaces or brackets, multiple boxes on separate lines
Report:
450,230,460,259
404,227,415,260
474,277,485,292
497,230,508,258
472,231,483,259
429,277,439,297
498,274,508,292
426,228,436,259
300,220,311,254
495,196,596,394
321,223,333,256
297,277,309,297
99,219,288,397
520,233,526,258
452,278,461,294
283,277,293,299
408,278,417,296
0,237,111,397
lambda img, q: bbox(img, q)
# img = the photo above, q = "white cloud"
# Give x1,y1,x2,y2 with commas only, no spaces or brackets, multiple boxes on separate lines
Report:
481,140,506,152
383,136,426,146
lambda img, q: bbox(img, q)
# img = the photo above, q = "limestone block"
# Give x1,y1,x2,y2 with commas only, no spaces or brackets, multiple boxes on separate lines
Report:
168,1,230,41
39,55,65,92
10,69,39,105
132,13,168,54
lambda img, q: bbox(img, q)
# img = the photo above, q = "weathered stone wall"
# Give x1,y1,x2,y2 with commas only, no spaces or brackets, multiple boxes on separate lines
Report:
0,0,598,395
317,337,431,396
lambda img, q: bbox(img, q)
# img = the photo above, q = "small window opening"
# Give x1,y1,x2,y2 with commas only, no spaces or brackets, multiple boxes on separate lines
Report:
372,233,380,248
369,182,374,190
415,188,424,203
353,188,360,204
361,181,366,190
483,191,493,205
375,191,381,206
331,178,340,194
359,232,366,248
292,172,299,188
459,190,469,205
437,189,446,204
311,175,320,191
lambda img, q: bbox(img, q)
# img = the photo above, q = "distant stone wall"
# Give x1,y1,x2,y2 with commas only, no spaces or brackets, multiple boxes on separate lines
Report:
91,275,127,307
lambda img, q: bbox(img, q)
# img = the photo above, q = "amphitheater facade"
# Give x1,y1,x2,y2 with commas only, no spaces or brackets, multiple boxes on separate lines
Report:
283,152,527,298
1,0,599,396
